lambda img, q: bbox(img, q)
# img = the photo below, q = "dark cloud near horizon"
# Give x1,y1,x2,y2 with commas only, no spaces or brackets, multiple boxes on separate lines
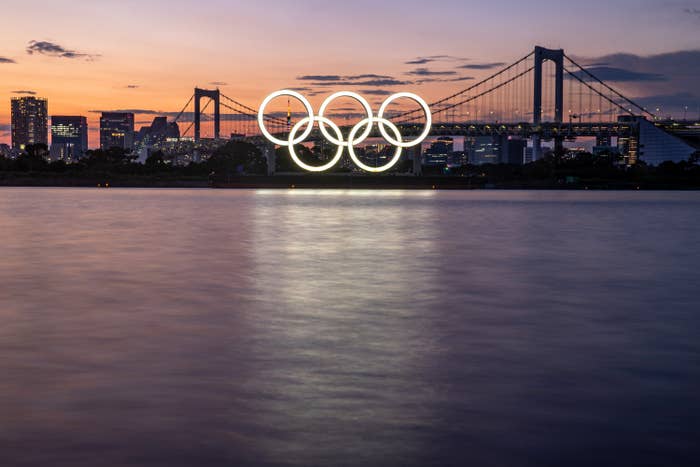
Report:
572,50,700,81
572,50,700,115
125,85,139,89
88,109,261,123
684,8,700,17
26,40,99,60
570,66,667,82
458,62,506,70
0,56,16,64
89,108,164,115
12,90,37,95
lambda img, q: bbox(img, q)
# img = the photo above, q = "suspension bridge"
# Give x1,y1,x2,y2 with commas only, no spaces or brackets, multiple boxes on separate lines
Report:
168,46,685,164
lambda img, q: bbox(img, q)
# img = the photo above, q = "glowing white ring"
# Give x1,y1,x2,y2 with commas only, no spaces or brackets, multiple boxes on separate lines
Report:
257,90,431,173
288,116,344,172
258,90,314,146
347,117,403,173
318,91,373,146
377,92,432,148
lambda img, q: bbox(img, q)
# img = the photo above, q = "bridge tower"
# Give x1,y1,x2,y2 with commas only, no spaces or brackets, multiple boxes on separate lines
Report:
194,88,221,142
532,46,564,160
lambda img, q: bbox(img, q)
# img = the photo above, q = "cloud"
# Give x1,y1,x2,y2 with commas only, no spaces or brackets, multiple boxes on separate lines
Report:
404,67,474,84
125,85,139,89
347,74,393,80
360,89,393,96
297,73,405,87
89,109,260,123
685,8,700,17
26,40,99,60
570,66,666,82
571,50,700,117
90,108,163,115
404,55,467,65
309,78,412,87
406,67,457,77
571,50,700,82
0,56,16,64
297,75,342,81
12,90,36,95
458,62,506,70
414,75,474,85
209,81,228,86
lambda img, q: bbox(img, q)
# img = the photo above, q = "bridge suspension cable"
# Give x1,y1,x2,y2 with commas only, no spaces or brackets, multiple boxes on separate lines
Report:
173,94,194,124
221,93,286,125
181,97,213,137
563,66,635,117
394,51,535,121
563,54,655,119
397,66,535,123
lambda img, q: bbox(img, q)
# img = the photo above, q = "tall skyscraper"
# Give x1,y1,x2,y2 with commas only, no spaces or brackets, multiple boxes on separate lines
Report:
11,96,48,149
100,112,134,150
50,116,88,162
423,137,454,166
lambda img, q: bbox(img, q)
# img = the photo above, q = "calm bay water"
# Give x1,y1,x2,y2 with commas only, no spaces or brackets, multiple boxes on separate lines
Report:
1,188,699,466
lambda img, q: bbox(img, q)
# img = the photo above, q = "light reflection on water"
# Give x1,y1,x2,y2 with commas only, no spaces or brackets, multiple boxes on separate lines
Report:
0,188,699,466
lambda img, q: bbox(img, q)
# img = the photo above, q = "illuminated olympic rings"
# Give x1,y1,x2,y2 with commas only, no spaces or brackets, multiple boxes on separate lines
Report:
257,90,432,172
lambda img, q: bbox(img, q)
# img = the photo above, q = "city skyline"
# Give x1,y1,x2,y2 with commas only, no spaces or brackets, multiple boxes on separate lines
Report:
1,0,699,147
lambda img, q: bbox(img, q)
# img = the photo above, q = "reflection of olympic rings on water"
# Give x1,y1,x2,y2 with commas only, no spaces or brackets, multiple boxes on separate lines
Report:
257,90,432,173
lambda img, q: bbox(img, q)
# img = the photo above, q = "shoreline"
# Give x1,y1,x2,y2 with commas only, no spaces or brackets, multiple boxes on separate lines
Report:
1,174,700,190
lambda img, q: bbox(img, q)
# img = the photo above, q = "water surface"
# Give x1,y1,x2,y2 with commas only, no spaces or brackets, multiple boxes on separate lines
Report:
1,188,699,466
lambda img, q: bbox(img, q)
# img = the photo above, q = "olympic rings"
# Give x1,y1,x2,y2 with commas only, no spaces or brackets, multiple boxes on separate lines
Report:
348,117,403,172
258,90,432,173
288,116,344,172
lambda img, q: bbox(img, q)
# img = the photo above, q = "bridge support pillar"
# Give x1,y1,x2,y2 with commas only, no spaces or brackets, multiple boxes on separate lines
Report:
532,135,542,161
533,46,564,160
263,144,276,175
412,145,422,176
194,88,221,142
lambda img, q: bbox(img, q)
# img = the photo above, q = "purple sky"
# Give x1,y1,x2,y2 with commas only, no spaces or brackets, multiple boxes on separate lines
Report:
1,0,699,143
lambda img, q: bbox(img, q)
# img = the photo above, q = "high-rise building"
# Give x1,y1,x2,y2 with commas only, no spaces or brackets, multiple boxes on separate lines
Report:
50,116,88,162
500,136,527,165
11,96,48,149
423,137,454,166
466,136,500,165
100,112,134,150
134,116,181,162
618,116,696,166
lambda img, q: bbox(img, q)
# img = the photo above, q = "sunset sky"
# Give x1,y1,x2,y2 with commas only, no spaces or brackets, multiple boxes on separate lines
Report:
1,0,699,146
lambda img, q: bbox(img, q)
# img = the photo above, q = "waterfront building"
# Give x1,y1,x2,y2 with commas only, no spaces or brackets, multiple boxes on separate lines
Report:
50,116,88,162
100,112,135,150
423,137,454,166
11,96,48,149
